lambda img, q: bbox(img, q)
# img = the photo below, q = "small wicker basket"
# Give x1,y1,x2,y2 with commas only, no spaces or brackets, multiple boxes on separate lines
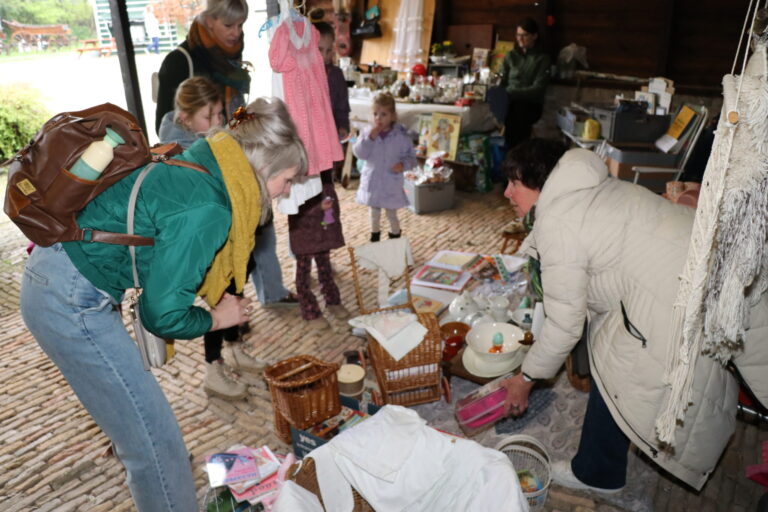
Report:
347,246,443,407
264,355,341,443
495,434,551,512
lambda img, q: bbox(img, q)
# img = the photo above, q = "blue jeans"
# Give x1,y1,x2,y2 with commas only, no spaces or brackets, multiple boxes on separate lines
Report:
20,244,197,512
571,381,630,489
250,220,290,304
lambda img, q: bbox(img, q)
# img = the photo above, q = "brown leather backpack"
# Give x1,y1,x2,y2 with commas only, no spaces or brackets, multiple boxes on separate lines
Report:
4,103,205,247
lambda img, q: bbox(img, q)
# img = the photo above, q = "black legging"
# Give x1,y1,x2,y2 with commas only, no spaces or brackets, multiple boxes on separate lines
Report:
203,257,255,363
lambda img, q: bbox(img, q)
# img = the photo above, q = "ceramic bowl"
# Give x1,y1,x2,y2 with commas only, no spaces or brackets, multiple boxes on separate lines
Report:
440,321,471,341
511,308,534,331
463,322,526,377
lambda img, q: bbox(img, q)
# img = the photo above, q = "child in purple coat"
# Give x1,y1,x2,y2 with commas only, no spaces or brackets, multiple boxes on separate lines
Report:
353,92,417,242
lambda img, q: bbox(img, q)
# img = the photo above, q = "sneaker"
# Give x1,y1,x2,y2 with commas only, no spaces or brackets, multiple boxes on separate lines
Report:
305,316,331,331
204,361,248,400
224,343,267,374
264,292,300,309
550,460,624,494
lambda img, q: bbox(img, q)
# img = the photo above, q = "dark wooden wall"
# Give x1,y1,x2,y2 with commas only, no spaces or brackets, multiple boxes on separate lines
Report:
441,0,752,94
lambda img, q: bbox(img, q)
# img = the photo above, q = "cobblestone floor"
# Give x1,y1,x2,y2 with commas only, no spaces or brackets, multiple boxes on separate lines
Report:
0,175,765,511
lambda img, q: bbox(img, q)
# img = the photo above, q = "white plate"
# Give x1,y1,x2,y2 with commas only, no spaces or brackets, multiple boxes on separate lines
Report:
462,347,523,378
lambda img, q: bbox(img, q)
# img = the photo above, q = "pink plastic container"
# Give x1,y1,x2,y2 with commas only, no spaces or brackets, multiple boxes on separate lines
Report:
455,376,509,436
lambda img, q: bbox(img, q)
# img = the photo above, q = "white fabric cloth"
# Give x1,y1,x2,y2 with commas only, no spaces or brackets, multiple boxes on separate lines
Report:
354,237,414,305
309,405,528,512
389,0,425,72
273,480,324,512
657,36,768,445
348,311,428,361
276,176,322,215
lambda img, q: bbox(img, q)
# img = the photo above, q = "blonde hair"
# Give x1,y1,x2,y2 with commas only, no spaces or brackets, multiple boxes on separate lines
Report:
202,0,248,23
210,97,308,221
173,76,224,126
373,92,397,119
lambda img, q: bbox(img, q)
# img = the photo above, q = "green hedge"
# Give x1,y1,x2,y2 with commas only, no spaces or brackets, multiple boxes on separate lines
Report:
0,85,48,163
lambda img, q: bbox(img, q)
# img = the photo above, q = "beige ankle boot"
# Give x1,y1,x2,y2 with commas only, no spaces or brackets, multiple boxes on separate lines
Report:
204,360,248,400
224,343,267,374
327,304,350,319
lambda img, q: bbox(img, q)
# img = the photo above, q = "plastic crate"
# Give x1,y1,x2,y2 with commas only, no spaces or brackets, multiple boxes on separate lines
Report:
593,107,670,143
404,179,455,214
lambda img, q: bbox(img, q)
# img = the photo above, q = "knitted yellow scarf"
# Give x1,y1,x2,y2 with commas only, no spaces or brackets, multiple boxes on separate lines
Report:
197,132,261,307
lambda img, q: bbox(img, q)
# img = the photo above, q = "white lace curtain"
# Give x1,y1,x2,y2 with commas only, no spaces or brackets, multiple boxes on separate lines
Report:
389,0,425,72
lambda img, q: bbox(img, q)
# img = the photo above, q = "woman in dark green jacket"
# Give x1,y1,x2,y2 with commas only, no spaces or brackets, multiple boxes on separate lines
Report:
19,98,306,512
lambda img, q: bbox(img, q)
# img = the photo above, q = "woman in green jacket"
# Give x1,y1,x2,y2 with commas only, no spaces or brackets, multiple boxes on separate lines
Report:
500,18,551,150
19,98,307,512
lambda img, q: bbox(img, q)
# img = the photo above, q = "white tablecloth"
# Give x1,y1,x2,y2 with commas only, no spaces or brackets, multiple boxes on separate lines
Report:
349,91,498,135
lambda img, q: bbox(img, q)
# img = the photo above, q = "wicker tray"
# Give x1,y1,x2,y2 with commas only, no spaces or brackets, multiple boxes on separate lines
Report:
290,457,373,511
264,355,341,442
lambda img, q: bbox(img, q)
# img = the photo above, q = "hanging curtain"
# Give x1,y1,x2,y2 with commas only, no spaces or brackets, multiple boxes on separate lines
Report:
389,0,424,72
656,5,768,445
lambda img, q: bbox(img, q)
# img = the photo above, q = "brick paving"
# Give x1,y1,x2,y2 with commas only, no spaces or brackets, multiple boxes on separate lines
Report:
0,175,765,511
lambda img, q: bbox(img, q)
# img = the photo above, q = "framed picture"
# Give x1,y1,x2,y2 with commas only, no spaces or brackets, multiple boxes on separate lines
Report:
490,40,514,73
471,47,490,72
429,113,461,161
462,83,487,101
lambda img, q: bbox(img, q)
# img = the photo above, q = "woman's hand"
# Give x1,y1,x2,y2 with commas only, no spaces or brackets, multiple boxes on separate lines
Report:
209,293,251,331
500,373,535,416
392,162,404,173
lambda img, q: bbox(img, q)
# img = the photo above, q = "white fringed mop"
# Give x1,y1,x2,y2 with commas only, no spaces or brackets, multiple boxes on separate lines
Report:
656,1,768,445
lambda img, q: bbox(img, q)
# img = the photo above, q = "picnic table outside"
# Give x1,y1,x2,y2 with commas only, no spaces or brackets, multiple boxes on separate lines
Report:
76,38,116,57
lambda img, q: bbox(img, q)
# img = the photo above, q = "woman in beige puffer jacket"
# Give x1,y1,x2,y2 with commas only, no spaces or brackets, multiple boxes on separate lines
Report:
501,140,768,492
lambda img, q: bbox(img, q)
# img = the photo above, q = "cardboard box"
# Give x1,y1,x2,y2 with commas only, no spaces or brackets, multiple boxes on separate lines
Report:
290,395,381,458
606,157,673,193
404,179,455,214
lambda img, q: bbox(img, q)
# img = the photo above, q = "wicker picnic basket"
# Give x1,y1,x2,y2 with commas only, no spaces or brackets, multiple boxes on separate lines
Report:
264,355,341,443
289,457,373,511
348,246,443,407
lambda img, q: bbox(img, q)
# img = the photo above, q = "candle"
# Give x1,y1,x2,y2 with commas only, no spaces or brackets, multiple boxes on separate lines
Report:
337,364,366,397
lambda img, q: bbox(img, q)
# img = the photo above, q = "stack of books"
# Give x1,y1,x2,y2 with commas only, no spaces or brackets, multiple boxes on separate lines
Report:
204,445,283,508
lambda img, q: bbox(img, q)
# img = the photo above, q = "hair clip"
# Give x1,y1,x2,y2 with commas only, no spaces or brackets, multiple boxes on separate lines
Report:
229,106,256,129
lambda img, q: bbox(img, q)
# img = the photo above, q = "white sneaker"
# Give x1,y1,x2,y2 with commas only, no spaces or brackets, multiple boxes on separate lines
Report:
224,343,267,374
550,460,624,494
204,361,248,400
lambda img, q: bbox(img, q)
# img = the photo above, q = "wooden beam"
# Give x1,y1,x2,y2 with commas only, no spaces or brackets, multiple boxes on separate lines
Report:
107,0,147,134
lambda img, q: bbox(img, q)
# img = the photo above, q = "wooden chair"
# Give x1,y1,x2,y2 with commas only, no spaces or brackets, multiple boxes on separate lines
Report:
499,220,528,254
347,241,443,407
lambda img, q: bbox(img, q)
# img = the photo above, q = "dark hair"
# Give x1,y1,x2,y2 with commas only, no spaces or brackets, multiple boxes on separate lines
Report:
503,139,569,190
314,21,334,39
518,17,539,35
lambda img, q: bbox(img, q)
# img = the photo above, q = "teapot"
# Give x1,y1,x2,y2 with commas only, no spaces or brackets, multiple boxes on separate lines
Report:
488,296,510,322
448,291,479,320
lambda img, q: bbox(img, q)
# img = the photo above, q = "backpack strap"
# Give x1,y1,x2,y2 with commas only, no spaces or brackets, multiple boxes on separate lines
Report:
75,158,210,246
177,46,194,77
151,142,210,174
